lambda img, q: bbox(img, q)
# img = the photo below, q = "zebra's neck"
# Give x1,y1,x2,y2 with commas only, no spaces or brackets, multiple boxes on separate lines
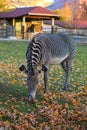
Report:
26,39,42,73
31,39,42,68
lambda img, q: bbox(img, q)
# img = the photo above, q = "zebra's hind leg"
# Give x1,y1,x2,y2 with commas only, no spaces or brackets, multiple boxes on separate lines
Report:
61,61,66,73
61,60,72,91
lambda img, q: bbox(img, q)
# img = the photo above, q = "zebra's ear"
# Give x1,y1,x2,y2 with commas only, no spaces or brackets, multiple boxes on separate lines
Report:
42,65,48,72
19,65,28,74
19,64,25,71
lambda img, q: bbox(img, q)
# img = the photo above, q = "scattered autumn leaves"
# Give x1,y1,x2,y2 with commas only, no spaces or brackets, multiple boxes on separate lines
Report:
0,59,26,86
0,90,87,129
0,45,87,129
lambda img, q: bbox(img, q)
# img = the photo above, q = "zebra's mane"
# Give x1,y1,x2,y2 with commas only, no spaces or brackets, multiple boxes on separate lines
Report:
26,34,43,75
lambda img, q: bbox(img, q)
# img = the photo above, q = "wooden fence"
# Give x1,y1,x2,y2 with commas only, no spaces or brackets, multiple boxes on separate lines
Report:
0,23,87,39
0,26,15,38
56,26,87,36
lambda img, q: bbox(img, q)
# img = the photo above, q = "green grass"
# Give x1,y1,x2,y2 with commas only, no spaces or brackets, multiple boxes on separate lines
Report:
0,41,87,129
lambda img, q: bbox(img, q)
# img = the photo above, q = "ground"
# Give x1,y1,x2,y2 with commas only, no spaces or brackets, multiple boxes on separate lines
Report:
0,41,87,129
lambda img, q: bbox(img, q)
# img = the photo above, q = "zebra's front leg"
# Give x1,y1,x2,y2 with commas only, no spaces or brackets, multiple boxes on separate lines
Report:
43,71,48,93
42,65,48,93
62,61,72,91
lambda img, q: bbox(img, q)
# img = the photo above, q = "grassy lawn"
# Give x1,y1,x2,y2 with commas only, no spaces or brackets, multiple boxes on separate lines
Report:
0,41,87,129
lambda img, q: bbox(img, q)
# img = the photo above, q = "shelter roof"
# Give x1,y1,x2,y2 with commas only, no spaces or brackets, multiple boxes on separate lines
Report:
0,6,59,19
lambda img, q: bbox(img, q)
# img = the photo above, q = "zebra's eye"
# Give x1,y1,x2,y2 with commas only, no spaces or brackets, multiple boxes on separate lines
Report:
28,70,32,75
28,69,35,76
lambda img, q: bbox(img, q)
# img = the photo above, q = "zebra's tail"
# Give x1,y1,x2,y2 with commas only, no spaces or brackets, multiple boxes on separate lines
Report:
19,64,28,74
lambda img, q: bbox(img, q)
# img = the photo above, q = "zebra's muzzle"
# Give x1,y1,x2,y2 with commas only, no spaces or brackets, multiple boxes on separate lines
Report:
28,95,37,103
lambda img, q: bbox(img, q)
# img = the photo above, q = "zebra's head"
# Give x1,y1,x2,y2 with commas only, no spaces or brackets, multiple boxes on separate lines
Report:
27,69,39,103
19,65,39,103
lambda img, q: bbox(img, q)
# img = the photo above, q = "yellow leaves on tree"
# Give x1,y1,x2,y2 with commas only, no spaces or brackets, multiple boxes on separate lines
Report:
55,4,73,21
0,0,7,12
61,4,73,21
54,8,64,21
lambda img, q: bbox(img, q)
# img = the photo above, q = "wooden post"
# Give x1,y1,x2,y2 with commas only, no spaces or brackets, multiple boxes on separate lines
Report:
12,18,15,26
41,20,43,33
51,18,54,34
22,16,26,39
12,18,16,36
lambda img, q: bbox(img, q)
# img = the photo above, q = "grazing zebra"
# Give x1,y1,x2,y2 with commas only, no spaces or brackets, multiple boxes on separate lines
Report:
19,33,76,103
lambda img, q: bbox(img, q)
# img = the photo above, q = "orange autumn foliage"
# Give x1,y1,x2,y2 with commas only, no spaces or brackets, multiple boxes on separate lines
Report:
61,3,73,21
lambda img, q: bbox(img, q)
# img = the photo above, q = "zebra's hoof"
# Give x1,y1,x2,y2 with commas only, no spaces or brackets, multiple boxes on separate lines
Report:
43,90,46,94
38,70,42,74
62,87,66,91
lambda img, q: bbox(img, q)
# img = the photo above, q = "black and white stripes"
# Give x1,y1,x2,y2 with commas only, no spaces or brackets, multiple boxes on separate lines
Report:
26,33,76,68
21,33,76,102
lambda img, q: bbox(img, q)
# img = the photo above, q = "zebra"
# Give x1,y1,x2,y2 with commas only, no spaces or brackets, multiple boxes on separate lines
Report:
19,33,76,103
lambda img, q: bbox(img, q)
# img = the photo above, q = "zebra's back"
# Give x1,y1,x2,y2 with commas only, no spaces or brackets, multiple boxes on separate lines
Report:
26,33,76,68
31,33,76,65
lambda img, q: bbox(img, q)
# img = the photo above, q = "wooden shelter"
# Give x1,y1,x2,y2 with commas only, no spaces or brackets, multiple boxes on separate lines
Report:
0,6,59,39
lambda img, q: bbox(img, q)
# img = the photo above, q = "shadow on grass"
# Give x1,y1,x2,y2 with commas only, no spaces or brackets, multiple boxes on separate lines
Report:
0,82,27,99
0,82,38,112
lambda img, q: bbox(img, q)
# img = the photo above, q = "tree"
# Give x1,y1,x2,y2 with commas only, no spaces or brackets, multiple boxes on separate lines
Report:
0,0,7,12
79,1,87,20
61,3,73,21
69,0,80,20
54,8,65,21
